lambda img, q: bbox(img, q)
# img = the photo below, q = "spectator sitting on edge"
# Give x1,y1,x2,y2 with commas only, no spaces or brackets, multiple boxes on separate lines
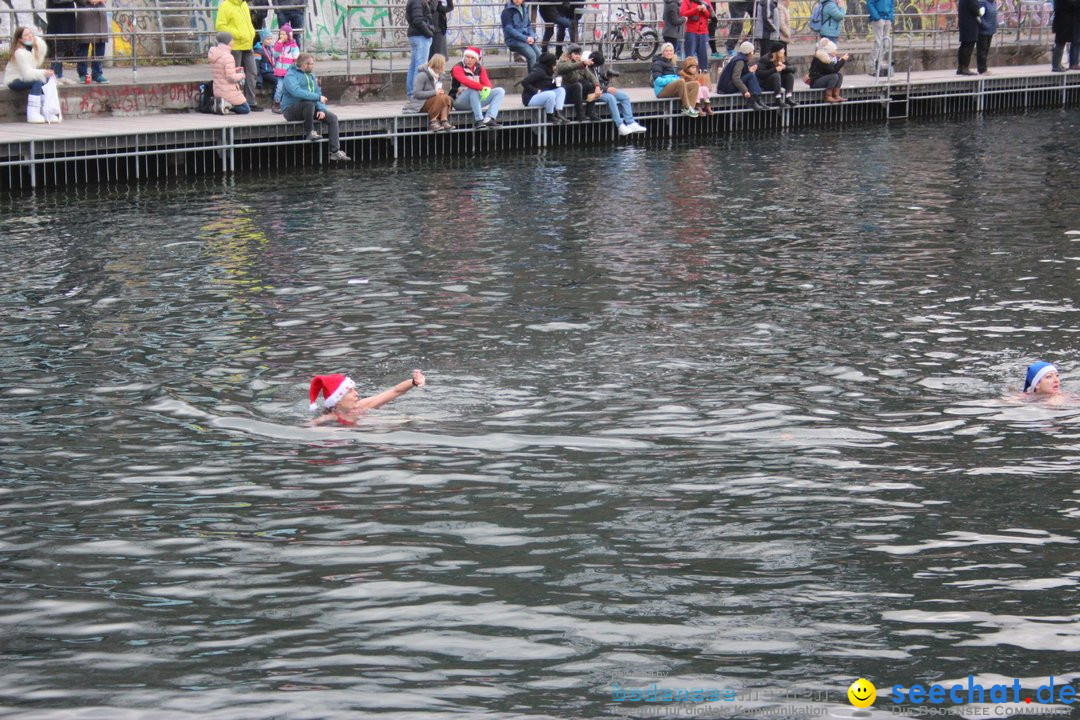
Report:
501,0,540,71
589,50,647,133
520,51,570,124
281,53,352,161
716,40,768,110
215,0,261,109
3,26,54,123
450,46,505,129
806,37,847,102
651,42,700,116
404,53,455,132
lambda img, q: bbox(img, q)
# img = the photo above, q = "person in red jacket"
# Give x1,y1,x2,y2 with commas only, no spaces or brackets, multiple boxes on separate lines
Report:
680,0,712,72
449,46,506,129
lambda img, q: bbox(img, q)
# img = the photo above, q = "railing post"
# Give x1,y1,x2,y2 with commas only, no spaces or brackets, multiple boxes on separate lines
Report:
131,25,138,83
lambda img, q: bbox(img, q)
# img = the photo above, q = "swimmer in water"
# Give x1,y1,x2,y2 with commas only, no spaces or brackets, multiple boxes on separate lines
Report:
1024,361,1060,397
309,370,426,426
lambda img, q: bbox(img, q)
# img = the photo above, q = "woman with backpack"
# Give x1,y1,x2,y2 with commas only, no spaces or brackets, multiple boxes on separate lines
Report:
814,0,845,44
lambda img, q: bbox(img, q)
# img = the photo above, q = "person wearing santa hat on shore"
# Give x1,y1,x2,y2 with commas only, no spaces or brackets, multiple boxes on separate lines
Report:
309,370,426,426
450,46,505,129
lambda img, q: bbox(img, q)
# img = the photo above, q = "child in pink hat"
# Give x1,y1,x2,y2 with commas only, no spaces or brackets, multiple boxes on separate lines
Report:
309,370,426,426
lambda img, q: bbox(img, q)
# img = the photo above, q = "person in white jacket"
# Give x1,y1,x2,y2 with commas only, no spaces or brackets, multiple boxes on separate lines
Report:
3,26,55,123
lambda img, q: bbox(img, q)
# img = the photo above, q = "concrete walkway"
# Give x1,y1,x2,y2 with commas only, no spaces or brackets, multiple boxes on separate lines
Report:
0,62,1069,144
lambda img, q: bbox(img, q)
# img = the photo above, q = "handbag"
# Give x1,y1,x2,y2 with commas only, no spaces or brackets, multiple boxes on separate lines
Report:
41,76,62,123
653,74,678,95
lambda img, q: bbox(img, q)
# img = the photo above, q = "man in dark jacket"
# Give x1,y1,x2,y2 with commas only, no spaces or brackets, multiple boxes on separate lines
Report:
956,0,982,74
406,0,436,98
501,0,540,70
429,0,454,59
1051,0,1080,70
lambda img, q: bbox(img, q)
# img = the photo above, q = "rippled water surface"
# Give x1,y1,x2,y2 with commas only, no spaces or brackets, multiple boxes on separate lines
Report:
3,111,1080,719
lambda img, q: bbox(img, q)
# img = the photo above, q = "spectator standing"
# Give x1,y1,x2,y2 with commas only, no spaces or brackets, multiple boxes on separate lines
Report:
1051,0,1079,71
249,0,270,30
725,0,753,54
754,0,780,54
590,50,646,133
450,46,506,128
208,31,250,114
501,0,540,71
807,37,847,101
539,0,573,57
556,44,601,121
406,0,436,99
976,0,997,74
776,0,792,52
271,23,299,112
651,42,700,116
45,0,78,84
756,44,797,106
429,0,454,59
867,0,893,76
216,0,261,109
281,53,351,161
404,53,455,131
680,0,712,70
521,51,570,124
716,40,767,110
74,0,109,83
3,26,55,122
956,0,981,74
817,0,845,43
276,2,304,49
662,0,686,59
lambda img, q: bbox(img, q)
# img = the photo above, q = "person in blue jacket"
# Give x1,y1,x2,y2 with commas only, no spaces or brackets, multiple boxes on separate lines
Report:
501,0,540,71
818,0,845,43
976,0,997,74
281,53,350,161
866,0,893,76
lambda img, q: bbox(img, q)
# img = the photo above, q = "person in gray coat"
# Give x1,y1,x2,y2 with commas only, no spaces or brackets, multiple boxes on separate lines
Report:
662,0,686,58
753,0,780,54
403,53,455,132
75,0,109,83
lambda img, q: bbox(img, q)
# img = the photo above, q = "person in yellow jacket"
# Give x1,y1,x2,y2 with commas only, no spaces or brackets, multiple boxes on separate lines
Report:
215,0,262,110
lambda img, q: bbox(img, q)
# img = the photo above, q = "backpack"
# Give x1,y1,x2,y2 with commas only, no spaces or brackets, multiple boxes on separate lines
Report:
198,82,214,114
809,0,825,32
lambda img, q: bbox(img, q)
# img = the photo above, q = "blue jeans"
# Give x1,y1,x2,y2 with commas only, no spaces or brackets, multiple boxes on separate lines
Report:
231,101,251,114
273,78,285,102
77,41,104,79
527,87,566,113
407,35,432,98
452,86,505,120
684,31,709,70
8,79,44,95
506,40,540,71
740,71,764,94
600,89,634,126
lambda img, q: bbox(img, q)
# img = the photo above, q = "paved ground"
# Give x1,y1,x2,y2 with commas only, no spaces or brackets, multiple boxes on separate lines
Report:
0,62,1068,144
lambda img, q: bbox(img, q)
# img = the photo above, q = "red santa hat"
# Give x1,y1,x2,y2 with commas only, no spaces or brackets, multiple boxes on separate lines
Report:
309,374,356,412
463,46,481,61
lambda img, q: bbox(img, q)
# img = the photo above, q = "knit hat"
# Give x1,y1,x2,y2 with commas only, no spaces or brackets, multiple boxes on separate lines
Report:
1024,361,1058,394
309,374,356,411
537,51,557,69
819,37,837,53
463,46,481,60
567,43,583,55
281,23,293,34
737,41,754,55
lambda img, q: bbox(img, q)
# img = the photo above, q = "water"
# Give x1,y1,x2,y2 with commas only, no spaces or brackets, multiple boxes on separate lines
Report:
2,111,1080,719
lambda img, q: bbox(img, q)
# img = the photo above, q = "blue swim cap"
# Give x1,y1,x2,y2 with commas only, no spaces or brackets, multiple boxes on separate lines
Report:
1024,361,1057,393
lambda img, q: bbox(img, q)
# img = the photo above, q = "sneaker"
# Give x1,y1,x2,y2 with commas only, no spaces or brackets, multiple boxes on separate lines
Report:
81,75,89,84
328,150,351,161
483,117,502,128
711,51,724,59
430,121,444,132
440,120,456,131
681,107,699,118
474,120,488,130
272,101,282,113
307,130,322,141
58,76,77,86
618,123,633,136
92,75,109,84
628,121,647,133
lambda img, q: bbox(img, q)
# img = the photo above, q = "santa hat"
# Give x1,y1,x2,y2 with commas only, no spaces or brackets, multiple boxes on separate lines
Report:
1024,361,1057,394
309,374,356,412
463,46,481,60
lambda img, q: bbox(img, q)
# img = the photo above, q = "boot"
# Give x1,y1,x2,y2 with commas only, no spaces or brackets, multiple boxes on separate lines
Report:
1052,44,1066,71
555,108,569,122
824,87,841,103
547,112,569,125
746,94,764,111
26,94,45,124
835,87,847,102
701,101,713,116
784,92,799,107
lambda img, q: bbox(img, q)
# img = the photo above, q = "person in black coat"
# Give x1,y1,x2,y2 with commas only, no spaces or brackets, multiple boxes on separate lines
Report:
1051,0,1080,70
45,0,78,83
406,0,437,98
956,0,982,74
429,0,454,60
538,0,573,56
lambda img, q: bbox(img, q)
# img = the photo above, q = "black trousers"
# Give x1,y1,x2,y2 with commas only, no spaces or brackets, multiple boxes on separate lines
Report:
760,70,794,95
975,34,992,72
284,101,340,153
957,40,976,70
563,81,596,119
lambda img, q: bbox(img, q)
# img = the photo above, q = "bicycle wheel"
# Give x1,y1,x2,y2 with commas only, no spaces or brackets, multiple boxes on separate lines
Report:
630,28,659,60
606,29,626,60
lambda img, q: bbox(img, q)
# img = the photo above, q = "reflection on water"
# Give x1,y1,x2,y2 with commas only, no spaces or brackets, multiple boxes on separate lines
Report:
2,111,1080,718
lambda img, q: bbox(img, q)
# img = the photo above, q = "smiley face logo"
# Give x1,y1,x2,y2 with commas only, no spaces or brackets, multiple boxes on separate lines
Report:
847,678,876,708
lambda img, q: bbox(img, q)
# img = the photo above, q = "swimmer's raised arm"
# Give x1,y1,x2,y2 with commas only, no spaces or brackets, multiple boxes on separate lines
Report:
356,370,426,411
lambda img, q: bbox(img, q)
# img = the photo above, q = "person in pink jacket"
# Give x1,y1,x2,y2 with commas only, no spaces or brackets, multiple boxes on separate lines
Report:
208,31,250,114
271,23,299,113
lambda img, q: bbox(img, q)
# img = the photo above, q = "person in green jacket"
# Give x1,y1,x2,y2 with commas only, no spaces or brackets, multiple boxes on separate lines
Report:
216,0,262,110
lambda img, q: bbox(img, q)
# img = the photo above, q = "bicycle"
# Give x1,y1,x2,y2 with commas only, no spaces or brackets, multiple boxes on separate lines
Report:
604,3,660,61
